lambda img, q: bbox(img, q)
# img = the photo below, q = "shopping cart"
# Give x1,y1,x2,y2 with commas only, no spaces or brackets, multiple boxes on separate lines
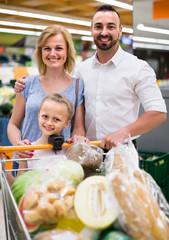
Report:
0,140,101,240
1,157,35,240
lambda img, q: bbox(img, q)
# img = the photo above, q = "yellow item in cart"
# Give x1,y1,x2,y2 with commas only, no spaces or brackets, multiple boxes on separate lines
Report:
56,209,85,233
74,176,119,229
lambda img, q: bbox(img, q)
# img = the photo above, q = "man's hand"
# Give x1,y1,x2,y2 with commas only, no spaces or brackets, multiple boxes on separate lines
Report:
14,76,26,93
100,128,129,149
15,139,34,159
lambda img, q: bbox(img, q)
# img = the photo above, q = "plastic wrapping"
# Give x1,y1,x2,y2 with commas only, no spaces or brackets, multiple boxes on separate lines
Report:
66,142,104,177
16,156,85,228
105,141,169,240
33,229,89,240
104,140,139,176
32,155,84,187
110,172,169,240
21,172,76,226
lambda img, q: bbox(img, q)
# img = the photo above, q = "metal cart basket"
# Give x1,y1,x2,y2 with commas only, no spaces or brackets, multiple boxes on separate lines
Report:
1,157,37,240
0,141,101,240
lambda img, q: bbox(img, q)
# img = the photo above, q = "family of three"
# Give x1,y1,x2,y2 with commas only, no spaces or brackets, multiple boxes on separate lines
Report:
7,4,167,183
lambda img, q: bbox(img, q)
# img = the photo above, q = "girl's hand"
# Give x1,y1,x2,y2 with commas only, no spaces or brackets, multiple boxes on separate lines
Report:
14,76,26,93
15,139,34,159
67,135,89,144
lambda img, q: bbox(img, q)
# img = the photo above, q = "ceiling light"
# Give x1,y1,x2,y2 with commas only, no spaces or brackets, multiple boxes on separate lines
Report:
133,36,169,45
0,28,40,36
137,24,169,35
133,42,169,51
0,8,91,27
122,27,133,34
95,0,133,10
0,20,131,35
0,23,91,36
68,29,91,36
0,20,45,30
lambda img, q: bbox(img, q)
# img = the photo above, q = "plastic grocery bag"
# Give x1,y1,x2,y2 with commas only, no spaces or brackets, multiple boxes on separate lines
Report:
104,139,139,177
66,142,104,177
12,155,85,233
104,140,169,240
109,171,169,240
33,229,89,240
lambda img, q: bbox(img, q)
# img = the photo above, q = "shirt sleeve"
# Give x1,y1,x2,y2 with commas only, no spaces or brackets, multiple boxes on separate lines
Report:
135,62,167,113
21,76,34,101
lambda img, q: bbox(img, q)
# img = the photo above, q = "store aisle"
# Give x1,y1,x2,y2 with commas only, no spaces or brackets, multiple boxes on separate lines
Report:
0,186,6,240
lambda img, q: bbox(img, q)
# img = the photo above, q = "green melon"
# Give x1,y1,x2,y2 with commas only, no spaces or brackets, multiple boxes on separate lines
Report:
11,170,41,205
49,159,84,187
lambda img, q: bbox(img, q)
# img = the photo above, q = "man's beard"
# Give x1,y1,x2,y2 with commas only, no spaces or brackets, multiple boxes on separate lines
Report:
94,35,119,51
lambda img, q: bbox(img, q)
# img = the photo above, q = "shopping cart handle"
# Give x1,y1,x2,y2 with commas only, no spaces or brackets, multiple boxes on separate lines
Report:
0,141,101,153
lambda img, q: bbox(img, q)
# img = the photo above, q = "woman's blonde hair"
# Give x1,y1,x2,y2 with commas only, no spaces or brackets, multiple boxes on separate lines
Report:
39,93,74,121
34,24,76,75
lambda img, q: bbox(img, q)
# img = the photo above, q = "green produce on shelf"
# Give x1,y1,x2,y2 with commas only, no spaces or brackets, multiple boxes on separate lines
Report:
0,86,16,118
0,101,13,116
146,155,158,161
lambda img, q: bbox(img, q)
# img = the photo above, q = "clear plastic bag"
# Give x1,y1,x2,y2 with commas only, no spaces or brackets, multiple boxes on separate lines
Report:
66,142,104,177
104,140,139,177
19,156,85,226
105,140,169,240
33,229,89,240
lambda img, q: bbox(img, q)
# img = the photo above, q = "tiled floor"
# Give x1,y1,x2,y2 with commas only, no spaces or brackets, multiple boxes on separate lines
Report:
0,186,7,240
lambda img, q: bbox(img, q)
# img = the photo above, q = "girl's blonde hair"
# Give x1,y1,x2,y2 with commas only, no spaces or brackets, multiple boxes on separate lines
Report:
34,24,76,75
39,93,74,121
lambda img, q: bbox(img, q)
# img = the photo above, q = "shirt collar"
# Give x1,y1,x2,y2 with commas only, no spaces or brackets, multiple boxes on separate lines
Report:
91,45,123,68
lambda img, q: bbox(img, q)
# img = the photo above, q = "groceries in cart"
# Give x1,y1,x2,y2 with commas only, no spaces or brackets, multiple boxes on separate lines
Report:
105,141,169,240
66,142,104,177
33,229,89,240
11,156,85,235
1,140,169,239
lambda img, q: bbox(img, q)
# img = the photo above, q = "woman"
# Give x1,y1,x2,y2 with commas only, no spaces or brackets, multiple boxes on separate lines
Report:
7,24,87,173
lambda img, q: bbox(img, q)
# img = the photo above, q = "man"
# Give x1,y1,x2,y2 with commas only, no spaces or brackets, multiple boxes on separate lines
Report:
75,4,167,149
14,5,167,150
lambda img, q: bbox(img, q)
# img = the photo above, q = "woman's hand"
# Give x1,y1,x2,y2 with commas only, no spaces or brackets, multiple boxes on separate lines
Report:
67,135,89,144
14,76,26,93
15,139,34,159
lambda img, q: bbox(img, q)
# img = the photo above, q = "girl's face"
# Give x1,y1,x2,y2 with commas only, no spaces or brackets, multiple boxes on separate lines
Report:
38,100,70,137
42,33,67,69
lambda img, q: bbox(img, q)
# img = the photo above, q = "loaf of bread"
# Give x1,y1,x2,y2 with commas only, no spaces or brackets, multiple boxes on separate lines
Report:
66,142,103,177
111,173,169,240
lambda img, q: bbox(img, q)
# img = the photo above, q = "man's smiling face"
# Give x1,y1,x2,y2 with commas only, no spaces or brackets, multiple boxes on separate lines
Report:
91,11,122,51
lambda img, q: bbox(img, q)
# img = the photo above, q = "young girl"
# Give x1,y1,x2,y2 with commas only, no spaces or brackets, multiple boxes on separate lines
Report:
6,93,88,184
24,92,74,170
